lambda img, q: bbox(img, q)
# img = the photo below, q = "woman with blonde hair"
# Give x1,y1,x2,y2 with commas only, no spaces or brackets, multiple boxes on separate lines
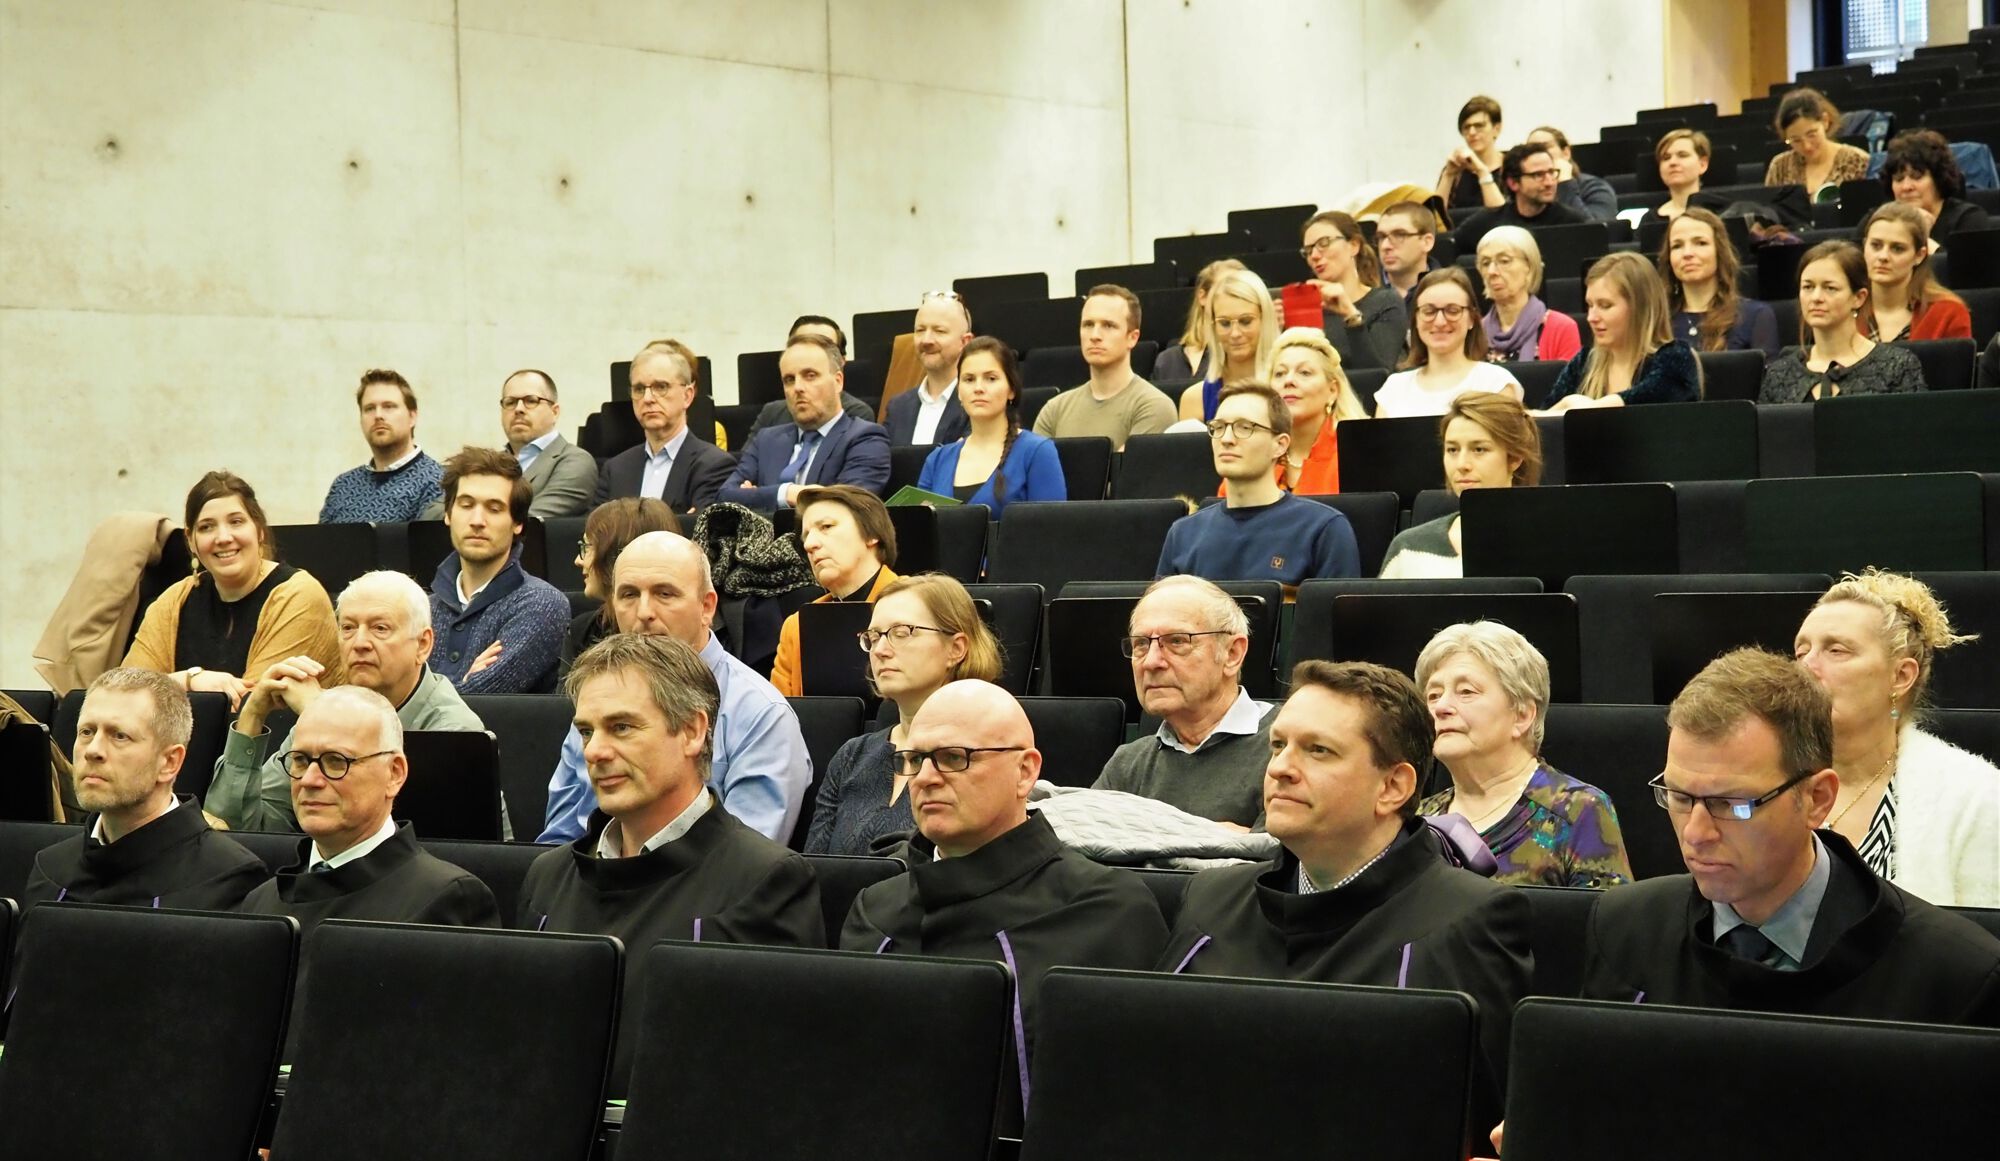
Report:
1152,258,1244,387
1178,267,1278,422
1375,268,1524,417
1379,393,1541,579
1859,201,1971,343
1658,207,1780,355
1267,327,1367,494
1544,251,1700,411
1477,226,1581,364
1300,210,1409,371
1793,569,1996,905
804,573,1004,856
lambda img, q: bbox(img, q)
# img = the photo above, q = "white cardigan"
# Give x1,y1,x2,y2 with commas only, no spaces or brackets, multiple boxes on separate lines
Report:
1892,725,2000,908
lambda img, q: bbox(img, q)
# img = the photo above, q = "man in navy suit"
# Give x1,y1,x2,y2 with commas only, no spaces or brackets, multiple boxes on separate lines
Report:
723,334,891,511
594,339,738,514
881,292,973,447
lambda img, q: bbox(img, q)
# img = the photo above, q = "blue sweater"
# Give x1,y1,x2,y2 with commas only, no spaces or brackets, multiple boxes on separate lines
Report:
916,431,1067,515
428,547,570,694
1157,494,1360,586
319,452,443,524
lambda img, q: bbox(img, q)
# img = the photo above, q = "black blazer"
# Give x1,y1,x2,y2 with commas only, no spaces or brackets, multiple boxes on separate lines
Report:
882,385,971,447
593,431,738,513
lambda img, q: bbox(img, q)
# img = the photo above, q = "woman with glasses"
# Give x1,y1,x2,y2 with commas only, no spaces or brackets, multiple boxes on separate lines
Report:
1792,569,1997,906
1659,207,1780,356
770,485,901,698
1374,269,1524,418
1544,252,1701,411
1299,211,1409,373
1859,202,1971,343
1177,268,1278,422
1475,226,1582,365
1764,88,1868,203
1266,328,1367,495
1760,240,1925,403
916,337,1065,515
804,574,1004,855
1151,258,1244,388
1379,393,1540,580
1415,621,1631,887
564,497,680,674
1436,95,1507,212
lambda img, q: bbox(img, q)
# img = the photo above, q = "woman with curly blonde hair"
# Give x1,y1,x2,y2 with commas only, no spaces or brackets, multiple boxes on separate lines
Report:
1793,570,1996,905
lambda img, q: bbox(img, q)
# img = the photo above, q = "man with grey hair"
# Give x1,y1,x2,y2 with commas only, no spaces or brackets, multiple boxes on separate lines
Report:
538,531,812,844
595,340,737,513
521,632,823,1093
240,685,497,933
23,668,267,909
205,569,490,834
1091,575,1274,827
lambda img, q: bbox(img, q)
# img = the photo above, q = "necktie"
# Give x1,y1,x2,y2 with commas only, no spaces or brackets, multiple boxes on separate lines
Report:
778,431,822,486
1722,923,1788,969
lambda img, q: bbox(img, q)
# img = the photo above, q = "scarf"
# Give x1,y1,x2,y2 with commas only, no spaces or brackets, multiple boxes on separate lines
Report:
1483,296,1549,363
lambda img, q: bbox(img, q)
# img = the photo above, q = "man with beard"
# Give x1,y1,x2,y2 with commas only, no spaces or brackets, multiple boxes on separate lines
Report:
881,292,973,446
319,369,443,523
428,447,569,694
724,334,891,511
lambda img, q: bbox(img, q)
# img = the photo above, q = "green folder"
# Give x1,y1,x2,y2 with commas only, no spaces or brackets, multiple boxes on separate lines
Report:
886,485,962,507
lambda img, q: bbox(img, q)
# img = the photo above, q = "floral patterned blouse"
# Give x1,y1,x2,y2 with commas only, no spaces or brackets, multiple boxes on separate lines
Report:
1418,763,1634,889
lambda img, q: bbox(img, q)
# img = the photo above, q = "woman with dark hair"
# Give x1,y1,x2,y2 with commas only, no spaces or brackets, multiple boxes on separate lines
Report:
1764,88,1869,201
1881,129,1990,248
1300,210,1409,371
1658,207,1780,355
124,471,342,707
917,337,1066,514
1760,240,1926,402
1437,94,1507,211
1377,268,1523,418
563,497,680,670
771,484,900,697
1861,202,1971,342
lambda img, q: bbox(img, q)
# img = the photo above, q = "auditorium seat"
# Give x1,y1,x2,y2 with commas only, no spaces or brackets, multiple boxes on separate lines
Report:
398,730,504,841
0,819,76,902
888,443,931,494
965,583,1045,695
1346,367,1389,413
1648,589,1824,702
1337,416,1447,507
540,516,588,591
785,696,867,851
982,298,1089,355
852,308,917,360
1022,347,1090,390
621,943,1010,1161
1293,591,1582,701
1505,999,2000,1161
1672,479,1750,573
1911,572,2000,710
1020,696,1126,788
1234,248,1313,290
796,602,880,703
1051,437,1114,501
271,920,618,1161
1135,288,1196,351
1303,491,1401,577
1074,261,1180,296
1895,337,1977,390
802,852,904,943
1127,867,1195,926
270,523,381,603
1054,581,1282,703
988,500,1186,596
1517,885,1599,997
1961,286,2000,347
1113,432,1219,499
1,687,55,725
55,688,233,805
232,828,302,874
1755,402,1815,477
1564,574,1830,704
1228,203,1317,250
1693,349,1767,402
933,503,994,583
1508,360,1569,411
955,272,1051,314
1411,487,1457,525
736,349,785,409
1154,230,1255,271
1021,968,1478,1161
423,836,548,927
464,694,575,841
1814,388,2000,475
0,904,297,1160
1460,483,1679,588
1019,385,1060,430
1746,472,1987,574
1562,400,1759,484
407,516,549,581
0,896,14,992
1540,703,1680,879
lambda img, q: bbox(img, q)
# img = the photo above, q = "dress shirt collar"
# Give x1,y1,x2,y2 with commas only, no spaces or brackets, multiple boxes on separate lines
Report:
918,378,957,405
803,410,845,439
374,444,423,473
1155,687,1268,754
1712,832,1832,966
312,814,398,871
646,423,691,460
597,787,713,858
516,429,560,462
90,794,177,844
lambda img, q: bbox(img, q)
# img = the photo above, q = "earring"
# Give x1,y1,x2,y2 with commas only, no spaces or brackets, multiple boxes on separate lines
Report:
1890,692,1900,721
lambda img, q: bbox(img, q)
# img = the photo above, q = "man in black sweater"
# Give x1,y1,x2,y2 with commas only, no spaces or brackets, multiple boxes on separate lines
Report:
23,668,266,910
1453,142,1590,252
1582,648,2000,1025
520,633,823,1093
240,685,498,934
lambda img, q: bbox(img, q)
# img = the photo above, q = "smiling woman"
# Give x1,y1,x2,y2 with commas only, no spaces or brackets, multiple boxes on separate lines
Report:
122,470,343,708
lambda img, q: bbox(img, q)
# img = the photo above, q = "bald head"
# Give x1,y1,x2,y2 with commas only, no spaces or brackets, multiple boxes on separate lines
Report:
905,679,1041,857
612,531,718,649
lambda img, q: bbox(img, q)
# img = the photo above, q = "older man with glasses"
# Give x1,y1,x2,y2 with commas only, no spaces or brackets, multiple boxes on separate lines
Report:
1090,573,1282,828
1580,647,2000,1025
594,339,739,513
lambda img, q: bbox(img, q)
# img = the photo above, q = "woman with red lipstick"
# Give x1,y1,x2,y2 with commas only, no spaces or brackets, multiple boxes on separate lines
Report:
1858,202,1969,343
1760,241,1926,403
1266,328,1367,495
1378,392,1540,580
1375,268,1523,418
1657,208,1780,356
1544,252,1701,411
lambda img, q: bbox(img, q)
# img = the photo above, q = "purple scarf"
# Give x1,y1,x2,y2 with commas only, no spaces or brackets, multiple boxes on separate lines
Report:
1483,296,1549,363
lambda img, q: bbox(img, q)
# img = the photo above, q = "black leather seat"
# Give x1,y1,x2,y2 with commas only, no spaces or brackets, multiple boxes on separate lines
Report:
786,696,867,850
988,500,1187,595
1019,696,1127,788
803,853,905,945
464,694,577,842
1113,432,1220,499
1050,437,1114,501
1540,703,1680,880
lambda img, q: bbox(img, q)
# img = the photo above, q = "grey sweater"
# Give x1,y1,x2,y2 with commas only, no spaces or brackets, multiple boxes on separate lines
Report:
1092,703,1275,827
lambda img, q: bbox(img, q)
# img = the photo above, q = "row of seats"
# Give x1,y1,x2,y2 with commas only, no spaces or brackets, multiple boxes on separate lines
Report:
3,899,1996,1160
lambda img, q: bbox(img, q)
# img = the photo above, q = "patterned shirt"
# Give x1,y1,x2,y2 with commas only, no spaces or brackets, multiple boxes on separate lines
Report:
1418,763,1633,889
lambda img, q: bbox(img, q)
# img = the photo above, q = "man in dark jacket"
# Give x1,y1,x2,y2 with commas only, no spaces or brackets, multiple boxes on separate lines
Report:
23,668,266,910
1453,142,1590,252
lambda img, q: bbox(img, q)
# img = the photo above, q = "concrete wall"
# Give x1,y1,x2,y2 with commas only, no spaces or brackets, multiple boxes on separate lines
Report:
0,0,1676,687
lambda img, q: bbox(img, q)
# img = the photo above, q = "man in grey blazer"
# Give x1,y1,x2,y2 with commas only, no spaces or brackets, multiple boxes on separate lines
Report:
422,369,598,521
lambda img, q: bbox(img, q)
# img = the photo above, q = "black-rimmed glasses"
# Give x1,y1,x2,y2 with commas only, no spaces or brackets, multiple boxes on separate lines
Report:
282,749,393,781
1649,771,1815,821
857,624,948,651
892,746,1027,777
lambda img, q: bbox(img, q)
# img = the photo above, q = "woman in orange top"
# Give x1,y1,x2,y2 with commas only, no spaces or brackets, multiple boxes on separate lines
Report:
1859,201,1971,342
1268,327,1367,494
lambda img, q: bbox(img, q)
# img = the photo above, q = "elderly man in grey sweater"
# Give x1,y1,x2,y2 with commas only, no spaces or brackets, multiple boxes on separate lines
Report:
204,571,502,836
1091,576,1274,829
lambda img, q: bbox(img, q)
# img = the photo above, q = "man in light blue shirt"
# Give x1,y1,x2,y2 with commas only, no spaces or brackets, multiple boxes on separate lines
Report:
539,531,811,844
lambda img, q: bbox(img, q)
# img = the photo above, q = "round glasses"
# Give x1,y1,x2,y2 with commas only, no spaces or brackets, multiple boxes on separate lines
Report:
281,749,393,781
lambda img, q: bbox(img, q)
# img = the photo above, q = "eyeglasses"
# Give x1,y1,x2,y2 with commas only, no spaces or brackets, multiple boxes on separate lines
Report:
1417,304,1471,321
1783,126,1826,148
1518,168,1559,181
892,746,1027,777
1205,418,1274,441
500,394,553,410
1649,771,1814,821
1118,630,1231,658
1299,237,1339,258
1214,317,1259,334
631,382,687,399
1476,253,1520,270
857,623,948,651
920,290,966,305
281,749,393,781
1376,229,1425,244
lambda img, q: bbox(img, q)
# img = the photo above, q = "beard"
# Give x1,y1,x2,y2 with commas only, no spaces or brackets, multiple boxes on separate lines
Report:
74,770,157,816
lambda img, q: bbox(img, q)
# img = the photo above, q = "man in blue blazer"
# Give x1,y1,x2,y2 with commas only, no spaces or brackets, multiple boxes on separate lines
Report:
881,292,974,447
723,334,891,511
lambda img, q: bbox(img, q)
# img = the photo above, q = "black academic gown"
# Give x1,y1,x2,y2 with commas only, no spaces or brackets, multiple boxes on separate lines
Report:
239,822,499,935
21,794,269,911
518,794,825,1094
1581,830,2000,1026
841,812,1169,1129
1159,819,1531,1133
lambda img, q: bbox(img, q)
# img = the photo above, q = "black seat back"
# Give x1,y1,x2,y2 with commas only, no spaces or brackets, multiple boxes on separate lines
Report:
1746,472,1987,574
1539,703,1680,879
1296,592,1581,701
1815,389,2000,474
1336,416,1446,507
964,583,1044,695
463,694,574,843
803,853,906,945
797,602,879,703
1113,432,1220,499
0,819,76,901
1562,401,1759,483
1461,483,1679,588
1695,349,1768,402
423,836,548,928
0,721,55,822
397,730,503,841
1649,590,1823,703
1517,885,1600,996
1020,696,1127,788
1050,437,1114,501
1565,573,1830,704
988,500,1186,594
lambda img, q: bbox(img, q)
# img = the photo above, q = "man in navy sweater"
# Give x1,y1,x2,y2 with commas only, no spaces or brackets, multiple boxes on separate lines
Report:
1156,383,1359,590
428,447,569,694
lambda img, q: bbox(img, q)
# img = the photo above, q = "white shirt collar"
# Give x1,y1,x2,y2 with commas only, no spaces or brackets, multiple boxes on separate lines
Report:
1155,687,1269,754
597,788,714,858
375,444,423,473
918,378,957,405
312,814,398,870
90,794,177,844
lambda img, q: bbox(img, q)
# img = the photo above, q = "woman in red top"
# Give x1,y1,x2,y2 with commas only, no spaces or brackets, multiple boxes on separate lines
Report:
1266,327,1366,494
1861,201,1970,342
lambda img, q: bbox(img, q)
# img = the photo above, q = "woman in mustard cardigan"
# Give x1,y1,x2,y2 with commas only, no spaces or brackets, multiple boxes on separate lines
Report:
768,484,899,697
123,471,342,708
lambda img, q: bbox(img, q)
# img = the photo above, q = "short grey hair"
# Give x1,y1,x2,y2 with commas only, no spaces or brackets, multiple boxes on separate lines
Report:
312,684,404,751
1414,621,1551,750
1477,225,1546,295
632,340,695,385
1137,575,1250,639
337,570,432,635
84,668,193,750
565,633,720,780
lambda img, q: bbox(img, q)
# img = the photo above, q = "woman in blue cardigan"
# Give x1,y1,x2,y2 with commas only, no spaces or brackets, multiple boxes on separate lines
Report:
917,337,1066,515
